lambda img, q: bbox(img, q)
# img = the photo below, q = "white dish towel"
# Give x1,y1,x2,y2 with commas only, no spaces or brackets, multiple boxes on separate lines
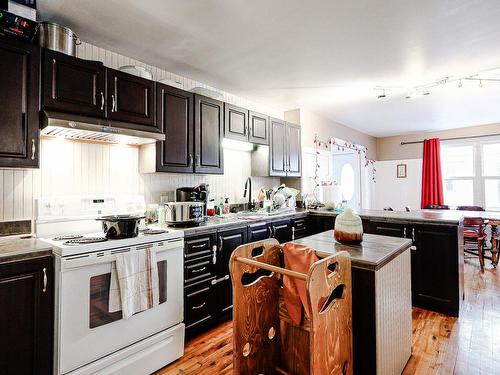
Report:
109,248,160,319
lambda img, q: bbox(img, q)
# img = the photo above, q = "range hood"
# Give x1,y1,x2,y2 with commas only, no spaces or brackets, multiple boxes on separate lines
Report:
41,111,165,145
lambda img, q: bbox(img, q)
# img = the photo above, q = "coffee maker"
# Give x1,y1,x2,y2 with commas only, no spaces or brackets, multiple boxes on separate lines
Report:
176,183,210,216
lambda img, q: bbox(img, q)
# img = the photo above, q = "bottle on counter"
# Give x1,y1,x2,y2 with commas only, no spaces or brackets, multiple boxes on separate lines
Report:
158,204,166,225
223,198,230,214
207,199,216,216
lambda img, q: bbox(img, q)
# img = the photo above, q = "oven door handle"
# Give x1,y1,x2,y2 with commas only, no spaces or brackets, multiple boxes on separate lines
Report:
61,240,183,270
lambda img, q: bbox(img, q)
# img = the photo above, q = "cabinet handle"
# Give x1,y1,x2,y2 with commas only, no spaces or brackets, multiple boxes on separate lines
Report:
212,245,217,265
191,243,206,249
412,228,416,242
218,237,223,250
292,226,295,241
191,302,206,310
42,267,47,293
111,94,116,112
191,266,206,274
195,154,200,166
31,139,36,160
403,227,407,238
100,92,105,110
188,154,193,167
211,275,230,285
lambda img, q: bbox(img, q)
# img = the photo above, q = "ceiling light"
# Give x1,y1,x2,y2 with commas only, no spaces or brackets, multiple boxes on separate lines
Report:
377,89,386,99
422,90,430,96
405,91,417,99
458,80,463,88
479,80,483,88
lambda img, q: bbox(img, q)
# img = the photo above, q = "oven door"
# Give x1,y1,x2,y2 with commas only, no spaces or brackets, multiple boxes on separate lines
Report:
57,239,183,374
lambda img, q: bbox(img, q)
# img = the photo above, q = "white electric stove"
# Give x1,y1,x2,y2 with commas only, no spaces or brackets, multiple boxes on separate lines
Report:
35,196,185,375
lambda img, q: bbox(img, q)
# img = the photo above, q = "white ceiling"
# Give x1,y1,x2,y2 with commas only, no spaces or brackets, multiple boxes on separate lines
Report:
38,0,500,137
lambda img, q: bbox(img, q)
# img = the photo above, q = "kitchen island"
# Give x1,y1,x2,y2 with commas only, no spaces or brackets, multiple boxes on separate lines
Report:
308,208,465,317
295,231,413,375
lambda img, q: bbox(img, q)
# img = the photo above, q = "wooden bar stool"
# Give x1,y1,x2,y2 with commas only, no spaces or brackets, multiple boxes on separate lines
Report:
490,220,500,268
463,217,488,272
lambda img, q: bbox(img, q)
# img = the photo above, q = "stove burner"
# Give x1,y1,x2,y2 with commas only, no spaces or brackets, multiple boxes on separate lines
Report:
63,237,108,246
140,228,168,235
53,234,84,241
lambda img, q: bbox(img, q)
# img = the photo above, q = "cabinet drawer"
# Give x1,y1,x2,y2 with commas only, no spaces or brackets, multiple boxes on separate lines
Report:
185,236,214,259
185,281,214,328
184,256,215,285
293,227,308,240
369,221,407,238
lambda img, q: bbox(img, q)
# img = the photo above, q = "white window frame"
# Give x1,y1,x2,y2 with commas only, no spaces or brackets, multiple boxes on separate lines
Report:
441,136,500,210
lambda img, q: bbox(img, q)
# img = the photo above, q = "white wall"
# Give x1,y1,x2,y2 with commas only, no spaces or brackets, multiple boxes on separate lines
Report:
0,41,282,223
373,159,422,211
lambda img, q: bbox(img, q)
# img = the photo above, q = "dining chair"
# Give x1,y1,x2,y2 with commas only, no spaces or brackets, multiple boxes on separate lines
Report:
463,217,488,272
489,220,499,268
457,205,485,211
424,204,450,209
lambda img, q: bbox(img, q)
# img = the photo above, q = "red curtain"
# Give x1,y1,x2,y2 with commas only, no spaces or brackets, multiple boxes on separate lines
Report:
421,138,444,208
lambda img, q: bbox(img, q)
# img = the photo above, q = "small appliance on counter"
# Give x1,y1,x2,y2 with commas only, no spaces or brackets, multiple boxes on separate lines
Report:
0,9,37,41
163,201,205,226
176,183,209,216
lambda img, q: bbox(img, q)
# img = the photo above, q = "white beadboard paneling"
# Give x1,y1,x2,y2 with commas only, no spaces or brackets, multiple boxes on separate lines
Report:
375,249,412,375
3,170,14,221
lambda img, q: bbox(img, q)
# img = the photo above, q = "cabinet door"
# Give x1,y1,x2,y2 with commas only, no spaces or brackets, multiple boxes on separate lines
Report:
248,222,271,242
286,123,301,177
224,103,248,142
194,95,224,174
0,257,53,375
156,84,194,173
106,68,156,127
248,111,269,145
269,117,287,176
291,217,308,240
308,215,335,235
271,219,292,243
215,227,247,316
42,49,106,117
411,224,459,315
0,37,39,168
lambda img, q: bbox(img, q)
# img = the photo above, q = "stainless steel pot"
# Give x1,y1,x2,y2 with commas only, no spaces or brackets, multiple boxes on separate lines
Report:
38,22,81,56
164,202,205,226
96,215,145,239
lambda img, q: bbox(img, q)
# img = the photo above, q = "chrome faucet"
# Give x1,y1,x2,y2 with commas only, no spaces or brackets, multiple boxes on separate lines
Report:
243,177,253,210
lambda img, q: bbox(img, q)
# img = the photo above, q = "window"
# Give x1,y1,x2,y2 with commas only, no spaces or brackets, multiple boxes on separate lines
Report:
441,138,500,210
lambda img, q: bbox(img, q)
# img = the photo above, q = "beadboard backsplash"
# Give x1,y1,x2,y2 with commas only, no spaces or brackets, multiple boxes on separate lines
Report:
0,41,283,223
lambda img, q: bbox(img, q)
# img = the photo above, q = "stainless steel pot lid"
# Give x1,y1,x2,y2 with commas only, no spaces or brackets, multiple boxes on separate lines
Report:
96,215,145,221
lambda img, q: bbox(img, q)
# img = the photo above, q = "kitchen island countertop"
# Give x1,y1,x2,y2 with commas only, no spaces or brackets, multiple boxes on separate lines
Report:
295,230,412,270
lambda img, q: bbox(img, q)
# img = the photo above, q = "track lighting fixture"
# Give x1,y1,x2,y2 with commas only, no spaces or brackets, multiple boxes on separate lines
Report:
377,90,386,99
458,80,463,88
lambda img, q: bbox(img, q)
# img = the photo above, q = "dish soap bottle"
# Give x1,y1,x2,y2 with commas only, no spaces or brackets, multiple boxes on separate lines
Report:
223,198,230,214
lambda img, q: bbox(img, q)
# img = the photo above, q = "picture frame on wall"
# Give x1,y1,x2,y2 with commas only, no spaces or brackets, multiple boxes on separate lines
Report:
397,164,407,178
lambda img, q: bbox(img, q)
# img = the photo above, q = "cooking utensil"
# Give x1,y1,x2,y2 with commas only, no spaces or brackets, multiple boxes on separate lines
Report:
38,21,81,56
164,202,205,226
96,214,144,239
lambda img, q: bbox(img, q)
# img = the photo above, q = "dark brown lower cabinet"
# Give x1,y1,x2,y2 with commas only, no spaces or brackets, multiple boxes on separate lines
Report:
0,256,54,375
270,219,292,243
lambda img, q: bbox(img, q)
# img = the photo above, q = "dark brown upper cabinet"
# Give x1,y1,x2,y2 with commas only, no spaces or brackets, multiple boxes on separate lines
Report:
269,118,287,176
269,118,301,177
286,122,301,177
106,68,156,129
0,36,39,168
248,111,269,145
155,83,194,173
41,49,106,118
224,103,248,142
194,95,224,174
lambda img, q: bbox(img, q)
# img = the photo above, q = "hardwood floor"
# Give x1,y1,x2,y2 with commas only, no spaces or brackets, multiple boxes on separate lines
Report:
157,259,499,374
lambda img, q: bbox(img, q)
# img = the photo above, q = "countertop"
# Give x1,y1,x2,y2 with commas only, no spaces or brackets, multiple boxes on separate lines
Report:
295,230,412,271
308,208,469,225
0,236,53,264
163,209,308,235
